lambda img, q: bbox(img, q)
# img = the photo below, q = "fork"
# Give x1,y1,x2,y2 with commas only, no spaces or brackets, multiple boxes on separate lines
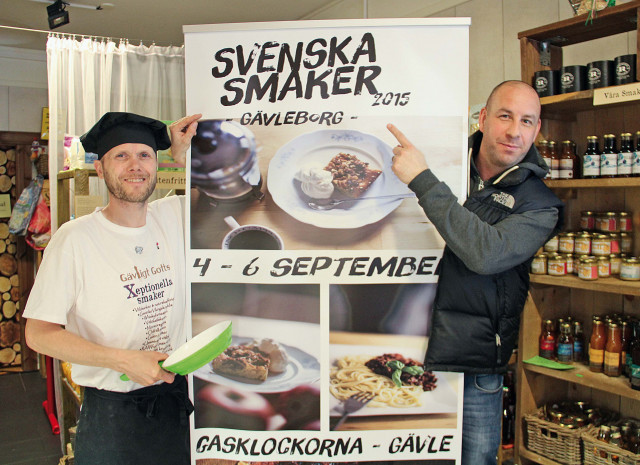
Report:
308,193,415,211
332,391,375,430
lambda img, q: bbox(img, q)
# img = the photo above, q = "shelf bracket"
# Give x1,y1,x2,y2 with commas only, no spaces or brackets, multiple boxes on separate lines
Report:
539,41,551,66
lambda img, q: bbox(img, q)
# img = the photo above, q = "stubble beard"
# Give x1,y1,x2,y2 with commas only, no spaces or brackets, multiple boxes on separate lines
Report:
103,170,157,204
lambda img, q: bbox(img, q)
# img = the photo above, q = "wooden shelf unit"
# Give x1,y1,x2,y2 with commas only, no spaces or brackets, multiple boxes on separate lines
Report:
516,2,640,464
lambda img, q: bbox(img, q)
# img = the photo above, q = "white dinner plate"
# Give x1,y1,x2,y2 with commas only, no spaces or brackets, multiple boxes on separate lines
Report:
194,336,320,393
329,343,459,417
267,129,412,229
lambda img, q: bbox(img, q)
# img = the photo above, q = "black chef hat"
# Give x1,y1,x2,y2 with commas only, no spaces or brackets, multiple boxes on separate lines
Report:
80,112,171,159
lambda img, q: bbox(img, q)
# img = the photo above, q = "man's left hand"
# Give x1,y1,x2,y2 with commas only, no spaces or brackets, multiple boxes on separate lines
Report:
168,114,201,167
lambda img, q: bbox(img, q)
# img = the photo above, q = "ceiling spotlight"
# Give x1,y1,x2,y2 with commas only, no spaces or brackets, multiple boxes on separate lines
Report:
47,0,70,30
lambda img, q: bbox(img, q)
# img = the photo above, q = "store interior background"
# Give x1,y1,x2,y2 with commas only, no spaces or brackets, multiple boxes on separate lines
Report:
0,0,638,464
0,0,637,135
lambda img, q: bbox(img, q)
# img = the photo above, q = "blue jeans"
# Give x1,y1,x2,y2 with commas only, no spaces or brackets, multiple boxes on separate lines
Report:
462,373,504,465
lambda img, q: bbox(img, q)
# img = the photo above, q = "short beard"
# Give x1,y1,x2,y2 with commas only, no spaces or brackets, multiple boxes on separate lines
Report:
103,170,157,204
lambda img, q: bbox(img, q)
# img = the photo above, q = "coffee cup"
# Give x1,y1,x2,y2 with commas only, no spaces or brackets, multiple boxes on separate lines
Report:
222,216,284,250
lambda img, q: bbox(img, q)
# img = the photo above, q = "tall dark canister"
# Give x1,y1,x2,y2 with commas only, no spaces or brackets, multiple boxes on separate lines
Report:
560,65,586,93
534,70,558,97
587,60,614,89
615,54,637,85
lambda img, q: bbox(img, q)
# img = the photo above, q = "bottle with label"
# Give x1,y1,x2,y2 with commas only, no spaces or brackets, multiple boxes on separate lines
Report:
557,322,574,363
538,140,551,179
572,320,584,362
604,321,622,377
583,135,601,178
559,140,577,179
621,319,632,374
590,318,606,372
600,134,618,178
634,131,640,177
539,319,556,359
549,140,560,179
618,132,633,177
631,320,640,389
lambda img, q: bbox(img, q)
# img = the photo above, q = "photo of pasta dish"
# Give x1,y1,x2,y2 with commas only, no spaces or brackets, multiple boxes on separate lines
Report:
330,353,438,408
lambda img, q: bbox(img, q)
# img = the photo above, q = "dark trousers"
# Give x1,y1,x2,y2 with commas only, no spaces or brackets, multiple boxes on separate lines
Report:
74,375,193,465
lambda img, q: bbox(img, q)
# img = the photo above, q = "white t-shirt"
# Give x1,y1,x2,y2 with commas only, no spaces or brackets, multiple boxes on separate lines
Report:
23,195,186,392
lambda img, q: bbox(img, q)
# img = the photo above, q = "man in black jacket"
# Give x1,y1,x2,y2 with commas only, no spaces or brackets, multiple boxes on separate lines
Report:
388,80,563,465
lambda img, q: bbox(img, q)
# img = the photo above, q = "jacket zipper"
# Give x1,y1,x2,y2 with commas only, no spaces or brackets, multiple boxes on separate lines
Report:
496,333,502,365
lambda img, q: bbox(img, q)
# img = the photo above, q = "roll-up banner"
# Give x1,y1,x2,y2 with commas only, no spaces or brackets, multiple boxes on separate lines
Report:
184,18,470,464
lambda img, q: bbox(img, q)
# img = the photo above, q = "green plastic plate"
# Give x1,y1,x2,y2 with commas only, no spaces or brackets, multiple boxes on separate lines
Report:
120,320,232,381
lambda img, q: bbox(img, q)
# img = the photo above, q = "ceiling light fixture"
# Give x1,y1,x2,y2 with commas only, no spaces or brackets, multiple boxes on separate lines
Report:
47,0,70,30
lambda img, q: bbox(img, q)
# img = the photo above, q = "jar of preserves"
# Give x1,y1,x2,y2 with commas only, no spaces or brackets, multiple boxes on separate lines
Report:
575,232,592,255
557,322,574,363
597,256,611,278
619,132,634,177
581,211,596,231
583,135,601,178
547,254,566,276
531,253,547,274
592,234,612,256
578,256,599,280
597,212,618,233
619,211,632,232
540,319,556,359
544,235,559,253
621,257,640,281
590,318,606,372
564,254,576,275
600,134,618,178
604,322,622,377
620,232,633,254
598,424,612,442
559,232,576,254
610,254,622,275
610,232,621,254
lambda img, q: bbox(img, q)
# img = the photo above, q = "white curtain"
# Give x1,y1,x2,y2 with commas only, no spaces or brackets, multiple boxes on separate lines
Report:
46,35,185,230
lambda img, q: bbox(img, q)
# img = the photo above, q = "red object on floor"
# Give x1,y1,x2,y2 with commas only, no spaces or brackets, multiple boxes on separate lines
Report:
42,355,60,434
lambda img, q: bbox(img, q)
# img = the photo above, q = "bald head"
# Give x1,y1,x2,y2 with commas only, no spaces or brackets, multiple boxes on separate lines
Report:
486,81,541,118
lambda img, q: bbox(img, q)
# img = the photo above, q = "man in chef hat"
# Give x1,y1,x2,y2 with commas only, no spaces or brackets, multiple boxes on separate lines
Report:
24,111,200,465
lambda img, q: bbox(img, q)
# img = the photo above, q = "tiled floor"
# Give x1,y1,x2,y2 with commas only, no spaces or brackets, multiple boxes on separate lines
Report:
0,370,63,465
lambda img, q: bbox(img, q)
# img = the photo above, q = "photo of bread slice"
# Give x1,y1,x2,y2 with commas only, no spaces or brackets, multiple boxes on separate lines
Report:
211,344,270,381
324,152,382,198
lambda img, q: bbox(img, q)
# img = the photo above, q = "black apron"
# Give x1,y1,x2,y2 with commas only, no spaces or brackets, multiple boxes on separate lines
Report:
74,375,193,465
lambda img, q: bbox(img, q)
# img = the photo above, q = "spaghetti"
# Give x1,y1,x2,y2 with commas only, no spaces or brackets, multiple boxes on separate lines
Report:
330,354,429,408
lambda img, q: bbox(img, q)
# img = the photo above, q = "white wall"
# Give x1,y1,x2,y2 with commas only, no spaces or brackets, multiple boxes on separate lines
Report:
0,0,636,130
0,46,48,133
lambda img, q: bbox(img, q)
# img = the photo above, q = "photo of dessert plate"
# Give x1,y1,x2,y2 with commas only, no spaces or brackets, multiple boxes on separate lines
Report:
267,129,412,229
194,336,320,393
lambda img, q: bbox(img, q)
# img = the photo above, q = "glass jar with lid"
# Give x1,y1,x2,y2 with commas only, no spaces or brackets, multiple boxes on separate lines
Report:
609,254,622,275
609,232,621,254
547,254,566,276
621,232,633,254
597,256,611,278
597,212,618,233
621,257,640,281
564,254,576,275
531,253,547,275
619,211,632,232
592,234,612,256
578,256,599,281
575,232,592,255
544,235,559,253
580,211,596,231
559,232,576,254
